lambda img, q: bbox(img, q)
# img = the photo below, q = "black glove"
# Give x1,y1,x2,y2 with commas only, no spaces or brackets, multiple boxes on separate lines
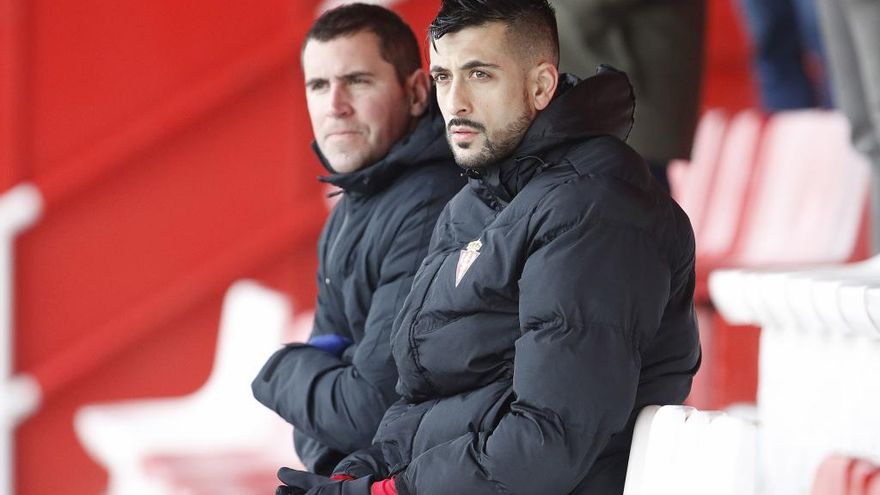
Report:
275,468,331,495
276,467,373,495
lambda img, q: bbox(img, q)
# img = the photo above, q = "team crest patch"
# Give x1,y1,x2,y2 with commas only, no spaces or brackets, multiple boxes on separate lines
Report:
455,239,482,287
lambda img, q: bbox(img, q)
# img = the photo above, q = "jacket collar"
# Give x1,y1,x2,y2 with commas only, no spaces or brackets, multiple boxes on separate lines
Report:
468,66,635,204
316,93,452,197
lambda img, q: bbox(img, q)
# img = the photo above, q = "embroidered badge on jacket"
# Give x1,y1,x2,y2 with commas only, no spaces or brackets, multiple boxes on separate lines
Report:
455,240,482,287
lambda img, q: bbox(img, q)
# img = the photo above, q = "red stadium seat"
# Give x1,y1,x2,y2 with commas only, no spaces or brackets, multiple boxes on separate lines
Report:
810,455,880,495
669,109,730,238
851,459,879,495
709,111,869,321
695,109,765,281
811,456,855,495
867,469,880,495
143,450,302,495
74,281,294,494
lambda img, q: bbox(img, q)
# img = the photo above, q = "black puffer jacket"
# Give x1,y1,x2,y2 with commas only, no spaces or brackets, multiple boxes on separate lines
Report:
332,68,701,495
252,99,464,474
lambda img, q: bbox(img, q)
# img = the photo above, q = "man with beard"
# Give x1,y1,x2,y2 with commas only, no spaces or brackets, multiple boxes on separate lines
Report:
251,3,462,476
274,1,700,494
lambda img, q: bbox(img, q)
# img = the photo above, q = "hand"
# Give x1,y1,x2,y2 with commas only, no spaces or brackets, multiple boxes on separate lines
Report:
275,467,376,495
308,334,353,358
275,468,331,495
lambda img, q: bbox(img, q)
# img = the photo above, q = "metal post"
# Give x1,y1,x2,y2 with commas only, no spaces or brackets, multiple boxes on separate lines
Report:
0,184,42,495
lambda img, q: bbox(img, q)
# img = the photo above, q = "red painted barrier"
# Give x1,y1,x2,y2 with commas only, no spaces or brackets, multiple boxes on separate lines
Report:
11,2,326,493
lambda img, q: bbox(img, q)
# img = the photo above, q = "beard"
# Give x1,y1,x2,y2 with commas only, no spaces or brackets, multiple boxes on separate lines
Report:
447,110,533,169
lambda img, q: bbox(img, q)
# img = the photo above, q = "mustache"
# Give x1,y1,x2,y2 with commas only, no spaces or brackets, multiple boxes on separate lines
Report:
447,118,486,133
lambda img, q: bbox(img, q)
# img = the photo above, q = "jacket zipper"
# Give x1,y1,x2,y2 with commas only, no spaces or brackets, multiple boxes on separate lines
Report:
325,202,350,284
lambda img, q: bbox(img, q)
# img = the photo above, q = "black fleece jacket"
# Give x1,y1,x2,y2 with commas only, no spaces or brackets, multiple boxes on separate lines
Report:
252,98,464,474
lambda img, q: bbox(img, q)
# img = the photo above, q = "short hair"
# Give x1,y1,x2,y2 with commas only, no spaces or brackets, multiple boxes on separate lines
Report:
304,3,422,83
429,0,559,67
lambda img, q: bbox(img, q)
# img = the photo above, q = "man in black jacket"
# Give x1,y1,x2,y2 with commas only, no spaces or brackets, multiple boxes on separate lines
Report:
251,4,462,475
275,1,701,494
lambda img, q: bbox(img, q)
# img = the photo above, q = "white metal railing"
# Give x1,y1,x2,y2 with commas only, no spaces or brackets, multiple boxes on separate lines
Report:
0,183,43,495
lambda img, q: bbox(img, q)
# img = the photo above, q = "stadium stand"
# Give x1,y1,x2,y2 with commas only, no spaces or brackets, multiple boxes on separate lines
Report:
74,281,296,494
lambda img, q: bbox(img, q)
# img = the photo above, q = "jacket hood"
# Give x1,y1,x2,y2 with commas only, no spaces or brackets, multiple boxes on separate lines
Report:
516,65,634,155
470,66,635,204
316,90,453,196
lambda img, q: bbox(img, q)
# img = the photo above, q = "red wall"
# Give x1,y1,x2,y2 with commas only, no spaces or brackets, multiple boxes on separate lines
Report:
9,1,325,493
703,0,757,111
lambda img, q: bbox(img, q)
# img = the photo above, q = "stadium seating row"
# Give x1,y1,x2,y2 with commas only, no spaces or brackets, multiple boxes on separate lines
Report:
672,109,870,409
711,258,880,495
703,110,877,495
675,108,874,494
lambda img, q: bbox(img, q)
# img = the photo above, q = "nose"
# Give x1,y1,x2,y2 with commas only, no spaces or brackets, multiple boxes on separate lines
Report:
328,83,353,118
443,78,471,117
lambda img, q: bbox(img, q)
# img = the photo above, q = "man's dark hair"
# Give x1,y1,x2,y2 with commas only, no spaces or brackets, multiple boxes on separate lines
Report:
429,0,559,66
305,3,422,83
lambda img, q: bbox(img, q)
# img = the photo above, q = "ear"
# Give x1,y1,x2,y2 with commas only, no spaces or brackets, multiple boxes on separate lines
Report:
405,70,431,117
528,62,559,112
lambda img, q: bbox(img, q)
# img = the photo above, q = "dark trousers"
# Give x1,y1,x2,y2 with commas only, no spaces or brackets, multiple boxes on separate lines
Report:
739,0,832,110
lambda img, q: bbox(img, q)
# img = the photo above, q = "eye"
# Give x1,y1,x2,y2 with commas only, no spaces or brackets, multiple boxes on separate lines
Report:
432,73,450,84
307,80,328,92
349,76,370,85
471,70,489,80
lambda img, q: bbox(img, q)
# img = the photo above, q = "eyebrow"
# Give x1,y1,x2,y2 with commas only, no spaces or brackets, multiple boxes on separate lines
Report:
339,71,374,81
430,60,502,73
460,60,501,71
305,71,375,87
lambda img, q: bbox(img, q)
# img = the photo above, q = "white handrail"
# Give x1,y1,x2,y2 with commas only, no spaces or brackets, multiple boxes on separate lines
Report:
0,183,43,495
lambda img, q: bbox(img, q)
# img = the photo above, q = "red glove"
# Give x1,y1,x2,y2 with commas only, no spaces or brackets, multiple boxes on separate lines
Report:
330,474,397,495
370,478,397,495
332,473,397,495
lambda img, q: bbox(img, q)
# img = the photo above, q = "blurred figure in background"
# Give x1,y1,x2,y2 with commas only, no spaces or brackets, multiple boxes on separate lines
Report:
817,0,880,252
252,3,463,475
553,0,706,191
738,0,832,111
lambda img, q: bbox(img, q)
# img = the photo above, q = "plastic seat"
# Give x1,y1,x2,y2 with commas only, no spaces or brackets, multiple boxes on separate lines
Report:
669,109,729,237
141,309,315,494
758,324,880,495
864,288,880,338
811,455,858,495
709,112,869,325
868,469,880,495
696,110,764,263
711,256,880,333
783,259,880,334
624,405,692,495
623,405,756,495
75,280,293,494
142,445,303,495
810,455,880,495
851,459,880,495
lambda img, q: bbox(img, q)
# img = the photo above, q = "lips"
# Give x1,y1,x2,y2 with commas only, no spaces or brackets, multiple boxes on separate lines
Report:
450,126,478,134
449,126,480,142
326,130,361,138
